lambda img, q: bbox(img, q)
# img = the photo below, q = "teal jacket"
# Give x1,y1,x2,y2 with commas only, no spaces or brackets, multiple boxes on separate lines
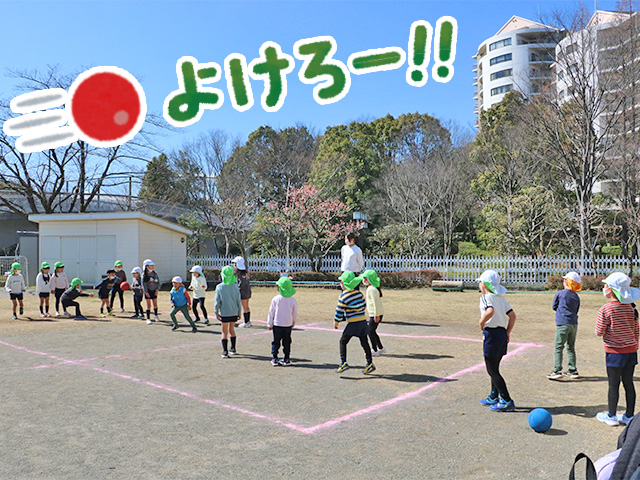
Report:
214,283,242,317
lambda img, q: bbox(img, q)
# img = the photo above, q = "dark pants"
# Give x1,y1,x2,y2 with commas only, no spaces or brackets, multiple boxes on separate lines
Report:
110,287,124,309
192,298,208,321
340,321,372,364
62,300,81,317
55,288,66,312
133,294,143,315
272,326,292,359
368,315,384,351
484,356,511,402
607,364,636,417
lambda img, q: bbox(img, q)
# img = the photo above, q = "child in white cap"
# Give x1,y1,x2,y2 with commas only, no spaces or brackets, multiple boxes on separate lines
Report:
189,265,209,324
596,272,640,426
233,256,252,327
169,276,197,333
548,272,582,380
477,270,517,412
130,267,145,320
143,259,160,322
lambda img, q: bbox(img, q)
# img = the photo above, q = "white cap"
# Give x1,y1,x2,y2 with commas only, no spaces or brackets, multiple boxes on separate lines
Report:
172,276,183,283
603,272,640,304
131,267,143,275
232,256,246,270
143,259,154,267
190,265,203,274
562,272,582,284
476,269,507,296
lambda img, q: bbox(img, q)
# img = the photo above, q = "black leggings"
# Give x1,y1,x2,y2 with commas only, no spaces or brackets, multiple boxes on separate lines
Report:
340,332,372,364
607,364,636,417
62,301,81,317
192,298,208,321
55,289,66,312
110,288,124,309
484,355,511,402
368,316,384,351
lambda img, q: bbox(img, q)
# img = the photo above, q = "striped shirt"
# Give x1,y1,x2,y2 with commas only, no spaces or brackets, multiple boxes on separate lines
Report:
334,289,367,323
596,301,640,354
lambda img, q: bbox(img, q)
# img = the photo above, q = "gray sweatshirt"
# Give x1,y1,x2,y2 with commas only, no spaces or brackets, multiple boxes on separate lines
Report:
214,283,242,318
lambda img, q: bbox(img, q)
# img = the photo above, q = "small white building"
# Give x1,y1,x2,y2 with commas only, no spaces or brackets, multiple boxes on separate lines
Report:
29,212,192,286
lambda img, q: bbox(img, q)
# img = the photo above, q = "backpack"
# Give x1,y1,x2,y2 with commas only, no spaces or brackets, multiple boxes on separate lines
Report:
570,416,640,480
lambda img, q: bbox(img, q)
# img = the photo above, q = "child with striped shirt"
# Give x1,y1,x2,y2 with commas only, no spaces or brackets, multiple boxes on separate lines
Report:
333,271,375,374
596,272,640,427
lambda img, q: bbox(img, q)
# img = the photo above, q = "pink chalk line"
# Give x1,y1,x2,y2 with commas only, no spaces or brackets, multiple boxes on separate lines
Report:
1,337,541,434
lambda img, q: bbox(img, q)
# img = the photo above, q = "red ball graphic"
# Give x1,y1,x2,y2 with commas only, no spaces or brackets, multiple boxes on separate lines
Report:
67,67,146,147
120,281,130,291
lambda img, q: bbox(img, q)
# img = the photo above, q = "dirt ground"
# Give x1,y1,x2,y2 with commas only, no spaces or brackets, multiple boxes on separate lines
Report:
0,286,633,479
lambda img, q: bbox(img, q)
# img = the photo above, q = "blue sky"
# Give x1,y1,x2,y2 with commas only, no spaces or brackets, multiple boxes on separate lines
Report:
2,0,622,156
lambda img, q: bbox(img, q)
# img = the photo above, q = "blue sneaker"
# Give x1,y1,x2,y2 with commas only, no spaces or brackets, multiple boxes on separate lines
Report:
480,396,500,406
596,412,619,426
74,315,87,320
490,399,515,412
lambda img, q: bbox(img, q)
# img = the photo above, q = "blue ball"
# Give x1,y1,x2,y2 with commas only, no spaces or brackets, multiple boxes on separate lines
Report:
528,408,553,433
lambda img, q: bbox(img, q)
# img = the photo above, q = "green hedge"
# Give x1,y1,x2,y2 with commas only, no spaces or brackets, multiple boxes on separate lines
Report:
545,275,640,291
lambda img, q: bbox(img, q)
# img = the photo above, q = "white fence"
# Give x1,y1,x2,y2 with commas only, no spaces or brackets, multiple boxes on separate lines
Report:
0,256,29,288
187,254,640,286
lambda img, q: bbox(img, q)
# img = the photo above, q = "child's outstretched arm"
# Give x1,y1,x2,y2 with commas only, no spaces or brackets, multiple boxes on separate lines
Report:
506,310,516,341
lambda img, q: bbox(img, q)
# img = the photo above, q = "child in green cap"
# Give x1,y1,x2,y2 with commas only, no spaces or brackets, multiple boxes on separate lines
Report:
110,260,127,313
334,271,375,374
214,266,242,357
36,262,52,317
362,269,385,356
267,276,298,366
5,262,26,320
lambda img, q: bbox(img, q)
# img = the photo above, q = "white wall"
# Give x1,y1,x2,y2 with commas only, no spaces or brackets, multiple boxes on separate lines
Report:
138,220,188,283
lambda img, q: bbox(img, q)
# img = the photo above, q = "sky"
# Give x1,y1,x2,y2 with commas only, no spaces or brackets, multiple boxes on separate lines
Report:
1,0,623,159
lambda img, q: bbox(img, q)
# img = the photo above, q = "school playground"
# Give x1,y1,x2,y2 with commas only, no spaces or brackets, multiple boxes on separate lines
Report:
0,287,631,479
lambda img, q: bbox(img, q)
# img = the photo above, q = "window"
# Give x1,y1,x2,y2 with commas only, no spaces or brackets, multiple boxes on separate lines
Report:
530,51,554,62
490,38,512,51
491,84,513,96
490,53,512,66
490,68,513,81
565,43,576,55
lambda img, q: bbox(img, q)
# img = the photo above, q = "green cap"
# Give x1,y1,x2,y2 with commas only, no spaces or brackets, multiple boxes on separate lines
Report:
361,269,381,288
54,261,64,269
339,271,363,291
41,262,50,270
71,278,83,287
114,260,123,267
276,276,296,298
11,262,22,271
221,265,237,285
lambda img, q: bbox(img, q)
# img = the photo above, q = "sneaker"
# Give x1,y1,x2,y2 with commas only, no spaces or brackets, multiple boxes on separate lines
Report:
74,315,87,320
203,319,209,325
191,327,198,333
45,313,51,318
12,314,17,320
363,363,376,374
138,315,145,319
378,348,386,354
63,311,71,317
40,313,46,318
154,315,159,322
371,350,380,357
618,414,634,425
107,312,115,317
100,313,106,318
120,308,124,313
55,312,60,317
271,358,279,366
146,319,152,325
194,318,201,323
597,412,620,426
19,307,24,315
547,371,563,380
280,359,292,366
238,322,252,328
221,351,229,358
336,362,350,373
171,325,178,331
490,399,516,412
480,396,500,406
565,370,580,379
229,348,237,355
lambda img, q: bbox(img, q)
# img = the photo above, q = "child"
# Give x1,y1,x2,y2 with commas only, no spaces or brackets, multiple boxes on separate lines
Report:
596,272,640,427
477,270,517,412
548,272,582,380
5,262,26,320
169,276,197,332
110,260,127,313
267,276,298,366
130,267,145,320
60,278,93,319
95,269,120,317
341,233,364,274
214,266,242,357
51,262,70,316
334,271,375,374
36,262,52,317
189,265,208,324
233,256,252,328
362,269,385,357
142,259,160,322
